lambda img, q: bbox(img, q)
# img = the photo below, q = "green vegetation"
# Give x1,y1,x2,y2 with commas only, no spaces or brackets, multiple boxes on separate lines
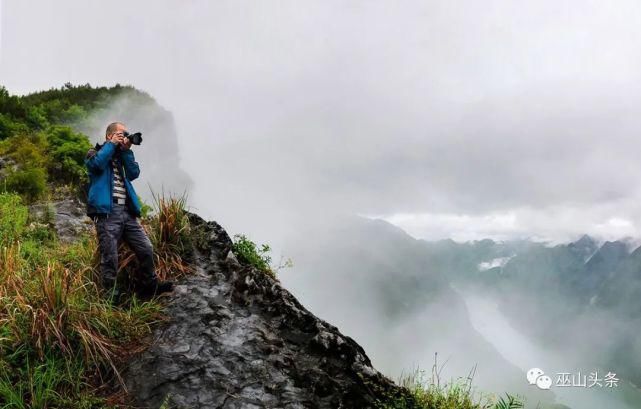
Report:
0,83,157,203
232,234,273,275
44,125,92,186
0,192,144,407
0,193,28,246
0,190,193,408
376,365,525,409
231,234,293,279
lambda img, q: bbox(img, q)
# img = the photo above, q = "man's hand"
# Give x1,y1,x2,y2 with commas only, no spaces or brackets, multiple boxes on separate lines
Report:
110,133,125,146
108,133,131,150
121,136,132,150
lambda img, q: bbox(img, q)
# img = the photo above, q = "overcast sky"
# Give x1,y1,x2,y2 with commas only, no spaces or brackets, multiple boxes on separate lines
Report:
2,0,641,244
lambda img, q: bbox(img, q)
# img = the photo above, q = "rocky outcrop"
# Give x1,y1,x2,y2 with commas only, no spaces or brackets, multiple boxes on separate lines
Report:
29,197,93,243
123,213,413,409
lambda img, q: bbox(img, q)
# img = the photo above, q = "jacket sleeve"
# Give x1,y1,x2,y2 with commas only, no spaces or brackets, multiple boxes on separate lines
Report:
85,142,117,172
120,149,140,181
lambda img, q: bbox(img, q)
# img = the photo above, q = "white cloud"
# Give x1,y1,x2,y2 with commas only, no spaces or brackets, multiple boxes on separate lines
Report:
375,191,641,244
478,256,515,272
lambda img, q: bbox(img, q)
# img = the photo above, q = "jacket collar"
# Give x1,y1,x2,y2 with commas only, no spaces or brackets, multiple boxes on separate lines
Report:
95,141,121,156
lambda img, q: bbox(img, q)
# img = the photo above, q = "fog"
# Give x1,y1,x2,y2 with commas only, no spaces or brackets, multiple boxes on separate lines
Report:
4,0,641,243
2,1,641,407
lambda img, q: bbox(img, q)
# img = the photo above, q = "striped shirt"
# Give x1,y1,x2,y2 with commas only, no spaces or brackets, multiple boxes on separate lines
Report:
112,157,127,201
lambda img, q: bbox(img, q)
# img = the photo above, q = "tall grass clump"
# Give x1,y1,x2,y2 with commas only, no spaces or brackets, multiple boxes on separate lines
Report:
117,190,194,283
146,190,193,279
0,192,164,408
376,356,525,409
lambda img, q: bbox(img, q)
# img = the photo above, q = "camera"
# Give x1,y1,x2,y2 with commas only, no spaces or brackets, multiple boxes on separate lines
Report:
123,131,143,145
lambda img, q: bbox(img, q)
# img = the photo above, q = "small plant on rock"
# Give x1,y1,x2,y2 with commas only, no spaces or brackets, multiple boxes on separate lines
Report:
231,234,293,279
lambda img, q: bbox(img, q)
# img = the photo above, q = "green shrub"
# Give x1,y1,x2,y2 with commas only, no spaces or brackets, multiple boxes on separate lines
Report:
0,86,27,120
25,106,50,130
232,234,279,279
232,234,271,269
3,167,48,203
43,125,92,185
11,138,47,168
0,113,29,140
0,134,49,202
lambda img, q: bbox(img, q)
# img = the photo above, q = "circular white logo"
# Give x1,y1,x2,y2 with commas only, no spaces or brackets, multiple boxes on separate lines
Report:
527,367,551,390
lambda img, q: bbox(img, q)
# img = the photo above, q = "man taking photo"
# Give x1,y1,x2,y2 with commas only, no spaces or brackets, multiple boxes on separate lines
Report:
85,121,173,303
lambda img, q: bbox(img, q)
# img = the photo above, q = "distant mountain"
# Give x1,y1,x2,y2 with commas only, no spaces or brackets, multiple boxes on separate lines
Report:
284,223,641,392
413,232,641,389
580,240,629,303
280,216,555,405
568,234,600,262
594,244,641,315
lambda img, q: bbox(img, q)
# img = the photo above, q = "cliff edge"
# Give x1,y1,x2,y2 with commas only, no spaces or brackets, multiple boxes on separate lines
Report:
122,212,413,408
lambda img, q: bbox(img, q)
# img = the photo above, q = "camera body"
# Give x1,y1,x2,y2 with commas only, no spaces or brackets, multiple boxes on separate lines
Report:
123,131,143,145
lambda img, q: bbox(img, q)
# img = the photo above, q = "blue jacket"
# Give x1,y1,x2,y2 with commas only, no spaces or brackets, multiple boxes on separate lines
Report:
85,141,143,217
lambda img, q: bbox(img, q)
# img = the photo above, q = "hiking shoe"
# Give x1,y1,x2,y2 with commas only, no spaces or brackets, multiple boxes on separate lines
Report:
138,280,174,299
155,280,174,295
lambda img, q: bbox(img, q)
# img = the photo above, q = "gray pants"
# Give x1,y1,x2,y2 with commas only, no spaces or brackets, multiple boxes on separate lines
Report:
94,203,158,292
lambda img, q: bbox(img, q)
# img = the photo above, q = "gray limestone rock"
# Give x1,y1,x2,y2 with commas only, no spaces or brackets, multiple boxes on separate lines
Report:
29,197,93,243
122,213,412,409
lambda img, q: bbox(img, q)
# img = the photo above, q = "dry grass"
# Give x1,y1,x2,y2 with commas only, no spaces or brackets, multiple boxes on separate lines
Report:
117,191,193,283
0,238,163,401
0,191,188,407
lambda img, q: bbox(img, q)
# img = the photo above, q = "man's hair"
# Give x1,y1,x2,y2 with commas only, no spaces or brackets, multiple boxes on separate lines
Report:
105,122,124,137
